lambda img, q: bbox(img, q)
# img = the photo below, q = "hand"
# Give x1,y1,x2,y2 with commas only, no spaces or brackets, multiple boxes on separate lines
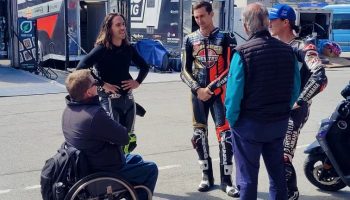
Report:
197,87,213,101
122,80,140,90
292,102,300,110
103,82,120,94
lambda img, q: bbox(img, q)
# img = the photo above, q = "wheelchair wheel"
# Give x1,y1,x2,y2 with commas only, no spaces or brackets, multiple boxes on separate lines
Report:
64,172,138,200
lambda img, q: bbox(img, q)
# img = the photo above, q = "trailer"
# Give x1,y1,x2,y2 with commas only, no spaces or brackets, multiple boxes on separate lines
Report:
129,0,235,55
15,0,129,64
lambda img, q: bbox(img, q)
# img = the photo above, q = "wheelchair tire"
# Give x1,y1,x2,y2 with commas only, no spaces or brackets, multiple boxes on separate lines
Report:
64,172,138,200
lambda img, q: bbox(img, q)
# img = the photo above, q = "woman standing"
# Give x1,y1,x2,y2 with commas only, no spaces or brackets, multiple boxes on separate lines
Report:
77,13,149,153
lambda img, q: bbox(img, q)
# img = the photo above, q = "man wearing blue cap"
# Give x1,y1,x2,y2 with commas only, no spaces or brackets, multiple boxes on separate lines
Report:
269,4,328,200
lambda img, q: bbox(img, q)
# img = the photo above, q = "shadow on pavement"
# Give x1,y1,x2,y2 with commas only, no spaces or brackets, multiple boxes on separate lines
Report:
301,189,350,200
154,192,224,200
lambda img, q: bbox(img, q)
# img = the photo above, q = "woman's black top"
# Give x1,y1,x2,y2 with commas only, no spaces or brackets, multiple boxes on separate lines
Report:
77,44,149,93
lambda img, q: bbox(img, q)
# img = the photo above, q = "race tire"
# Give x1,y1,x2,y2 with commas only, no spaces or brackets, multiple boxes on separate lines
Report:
303,154,346,191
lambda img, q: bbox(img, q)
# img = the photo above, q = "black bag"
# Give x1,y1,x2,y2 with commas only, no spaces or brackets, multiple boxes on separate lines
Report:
40,143,90,200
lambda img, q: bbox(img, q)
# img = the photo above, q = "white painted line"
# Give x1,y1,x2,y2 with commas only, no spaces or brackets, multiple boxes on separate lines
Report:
24,185,41,190
212,158,219,162
0,189,11,194
296,144,309,149
158,165,181,170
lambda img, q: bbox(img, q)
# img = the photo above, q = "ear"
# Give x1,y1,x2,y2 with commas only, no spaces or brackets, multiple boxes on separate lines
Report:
210,11,214,17
284,19,290,27
85,88,94,98
243,23,249,35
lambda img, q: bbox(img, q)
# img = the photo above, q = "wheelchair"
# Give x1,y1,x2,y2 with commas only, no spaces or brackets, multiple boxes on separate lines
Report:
64,172,152,200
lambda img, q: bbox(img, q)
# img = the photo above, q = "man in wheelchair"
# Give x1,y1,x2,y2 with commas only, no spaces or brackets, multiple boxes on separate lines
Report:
63,69,158,199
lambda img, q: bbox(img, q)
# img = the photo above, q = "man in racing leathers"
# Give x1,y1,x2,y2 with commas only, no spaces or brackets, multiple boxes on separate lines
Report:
269,4,328,199
180,1,239,197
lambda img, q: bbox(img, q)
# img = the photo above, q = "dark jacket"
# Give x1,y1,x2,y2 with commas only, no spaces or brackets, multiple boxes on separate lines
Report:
236,30,296,122
62,95,129,173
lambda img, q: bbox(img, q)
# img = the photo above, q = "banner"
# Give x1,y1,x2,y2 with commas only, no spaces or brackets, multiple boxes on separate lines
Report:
17,17,37,70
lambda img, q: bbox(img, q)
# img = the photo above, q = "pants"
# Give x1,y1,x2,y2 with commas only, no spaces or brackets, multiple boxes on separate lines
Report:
284,103,310,162
283,103,310,193
191,93,233,182
100,91,136,134
118,154,158,200
100,91,137,153
232,117,289,200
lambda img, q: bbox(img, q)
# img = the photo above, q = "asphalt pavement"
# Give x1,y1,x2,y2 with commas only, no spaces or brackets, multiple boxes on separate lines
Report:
0,65,349,200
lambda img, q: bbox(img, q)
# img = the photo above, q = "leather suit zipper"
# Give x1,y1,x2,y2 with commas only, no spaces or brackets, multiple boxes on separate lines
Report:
204,38,209,86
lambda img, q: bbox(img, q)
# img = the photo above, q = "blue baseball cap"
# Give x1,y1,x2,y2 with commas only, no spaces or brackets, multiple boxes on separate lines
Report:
269,4,296,21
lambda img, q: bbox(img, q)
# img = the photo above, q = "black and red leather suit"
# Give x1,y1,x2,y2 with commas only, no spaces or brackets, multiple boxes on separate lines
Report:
181,27,237,190
284,39,328,197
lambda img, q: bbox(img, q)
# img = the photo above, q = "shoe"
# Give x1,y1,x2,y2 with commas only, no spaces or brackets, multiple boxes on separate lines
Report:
220,183,240,198
288,190,299,200
198,173,214,192
219,164,239,198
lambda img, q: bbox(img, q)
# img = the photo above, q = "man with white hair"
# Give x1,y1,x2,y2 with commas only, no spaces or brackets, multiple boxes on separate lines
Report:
225,3,300,199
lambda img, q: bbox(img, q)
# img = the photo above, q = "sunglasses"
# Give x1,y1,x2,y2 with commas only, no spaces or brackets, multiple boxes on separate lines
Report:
89,80,99,88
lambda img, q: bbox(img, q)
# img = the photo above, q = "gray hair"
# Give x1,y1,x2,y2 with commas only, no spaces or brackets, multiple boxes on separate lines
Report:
242,3,269,35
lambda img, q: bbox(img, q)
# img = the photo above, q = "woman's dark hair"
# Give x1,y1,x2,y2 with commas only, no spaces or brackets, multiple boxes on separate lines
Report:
95,13,129,48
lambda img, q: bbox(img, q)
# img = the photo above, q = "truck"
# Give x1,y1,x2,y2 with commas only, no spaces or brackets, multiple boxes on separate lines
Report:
294,4,350,66
295,6,332,45
323,4,350,52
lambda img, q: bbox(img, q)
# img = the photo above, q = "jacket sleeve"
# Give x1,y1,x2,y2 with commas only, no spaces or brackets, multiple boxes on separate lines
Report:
77,45,104,70
180,36,201,93
291,56,301,107
208,32,237,94
90,108,129,145
225,52,244,127
76,45,105,86
131,46,150,84
293,44,328,106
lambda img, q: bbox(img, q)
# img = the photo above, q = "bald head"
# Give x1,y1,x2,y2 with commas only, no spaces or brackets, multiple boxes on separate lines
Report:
242,3,269,35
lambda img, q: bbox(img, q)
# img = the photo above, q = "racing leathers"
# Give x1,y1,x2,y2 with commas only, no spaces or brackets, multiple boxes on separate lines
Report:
285,39,328,199
181,27,238,197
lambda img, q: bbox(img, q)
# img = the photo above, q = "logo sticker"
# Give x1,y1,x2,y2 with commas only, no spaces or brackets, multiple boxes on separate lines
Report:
20,21,33,34
196,48,219,68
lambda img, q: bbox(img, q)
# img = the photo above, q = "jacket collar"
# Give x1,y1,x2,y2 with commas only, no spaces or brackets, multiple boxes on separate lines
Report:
248,29,271,40
197,27,219,38
65,95,100,106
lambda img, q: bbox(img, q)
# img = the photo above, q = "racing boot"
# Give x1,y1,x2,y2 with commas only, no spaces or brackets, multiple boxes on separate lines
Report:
218,130,239,197
198,158,214,192
220,164,240,198
285,160,299,200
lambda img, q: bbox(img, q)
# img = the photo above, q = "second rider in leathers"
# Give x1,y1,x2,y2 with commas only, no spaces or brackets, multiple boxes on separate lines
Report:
181,1,239,197
269,4,328,199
